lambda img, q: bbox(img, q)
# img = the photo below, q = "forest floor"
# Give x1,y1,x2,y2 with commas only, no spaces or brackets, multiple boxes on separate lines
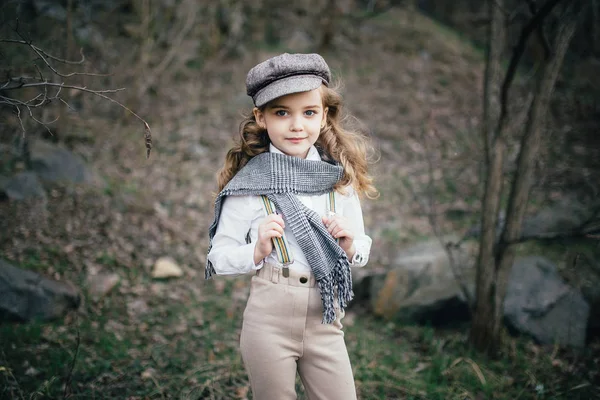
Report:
1,5,598,400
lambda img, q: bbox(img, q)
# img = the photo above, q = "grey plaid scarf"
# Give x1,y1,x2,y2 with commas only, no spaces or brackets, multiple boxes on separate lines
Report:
206,151,353,323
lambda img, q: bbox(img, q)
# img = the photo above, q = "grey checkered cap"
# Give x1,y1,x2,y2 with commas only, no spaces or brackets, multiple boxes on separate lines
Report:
246,53,331,107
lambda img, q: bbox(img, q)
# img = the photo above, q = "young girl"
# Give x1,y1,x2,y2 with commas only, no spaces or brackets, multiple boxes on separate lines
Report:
206,53,378,400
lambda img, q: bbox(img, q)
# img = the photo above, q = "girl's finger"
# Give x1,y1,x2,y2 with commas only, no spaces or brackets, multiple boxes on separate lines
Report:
260,226,283,239
331,221,349,236
267,221,285,233
334,229,353,240
326,220,339,234
332,225,347,238
267,214,285,227
264,229,283,238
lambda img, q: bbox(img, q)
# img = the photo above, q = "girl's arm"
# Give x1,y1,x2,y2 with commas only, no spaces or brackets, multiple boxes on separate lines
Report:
322,188,372,266
341,190,372,267
207,196,265,275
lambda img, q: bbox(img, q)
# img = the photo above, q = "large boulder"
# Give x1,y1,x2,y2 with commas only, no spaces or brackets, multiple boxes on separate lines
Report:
368,239,476,325
520,197,599,239
0,171,46,201
30,139,96,185
462,196,599,242
504,256,589,348
558,250,600,340
0,259,81,322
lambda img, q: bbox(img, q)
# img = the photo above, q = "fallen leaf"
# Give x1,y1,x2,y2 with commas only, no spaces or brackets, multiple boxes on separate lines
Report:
141,368,156,380
236,385,250,399
413,362,429,373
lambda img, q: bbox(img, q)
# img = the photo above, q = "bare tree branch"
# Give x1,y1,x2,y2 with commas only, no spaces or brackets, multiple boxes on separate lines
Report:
0,39,86,65
14,104,25,134
1,24,153,157
497,0,565,136
2,81,125,93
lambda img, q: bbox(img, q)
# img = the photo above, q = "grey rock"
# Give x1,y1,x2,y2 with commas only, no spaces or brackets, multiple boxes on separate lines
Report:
1,171,46,201
369,239,476,324
521,197,597,238
0,259,81,322
504,256,589,348
30,139,95,184
462,196,599,242
392,238,476,286
370,266,472,325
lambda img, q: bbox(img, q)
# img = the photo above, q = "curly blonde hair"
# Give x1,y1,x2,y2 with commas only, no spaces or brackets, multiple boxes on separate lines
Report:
216,84,379,199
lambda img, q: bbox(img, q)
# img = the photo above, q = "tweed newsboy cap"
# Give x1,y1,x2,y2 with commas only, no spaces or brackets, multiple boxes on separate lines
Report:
246,53,331,107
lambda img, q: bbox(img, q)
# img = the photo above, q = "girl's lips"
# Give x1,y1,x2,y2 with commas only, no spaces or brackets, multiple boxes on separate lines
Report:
287,138,305,143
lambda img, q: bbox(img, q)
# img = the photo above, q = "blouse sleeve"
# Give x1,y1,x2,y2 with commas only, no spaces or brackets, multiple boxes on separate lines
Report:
207,195,264,275
341,188,372,267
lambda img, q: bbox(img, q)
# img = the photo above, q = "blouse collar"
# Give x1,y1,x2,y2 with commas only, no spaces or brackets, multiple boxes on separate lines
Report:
269,144,321,161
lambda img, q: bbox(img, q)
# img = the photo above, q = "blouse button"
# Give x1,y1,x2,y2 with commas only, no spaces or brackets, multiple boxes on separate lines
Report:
299,276,308,284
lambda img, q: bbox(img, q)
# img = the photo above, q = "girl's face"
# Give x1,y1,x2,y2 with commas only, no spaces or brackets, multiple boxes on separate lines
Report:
253,88,328,159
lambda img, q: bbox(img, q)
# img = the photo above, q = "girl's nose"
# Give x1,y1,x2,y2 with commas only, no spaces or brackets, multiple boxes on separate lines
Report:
290,116,303,131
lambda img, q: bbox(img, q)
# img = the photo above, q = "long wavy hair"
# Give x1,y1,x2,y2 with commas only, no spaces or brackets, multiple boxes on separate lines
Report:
216,84,379,199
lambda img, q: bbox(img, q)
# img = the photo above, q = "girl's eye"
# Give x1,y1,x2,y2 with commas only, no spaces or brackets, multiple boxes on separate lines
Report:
305,110,316,116
275,110,288,116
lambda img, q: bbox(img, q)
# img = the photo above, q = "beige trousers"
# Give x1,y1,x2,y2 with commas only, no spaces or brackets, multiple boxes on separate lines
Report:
240,263,357,400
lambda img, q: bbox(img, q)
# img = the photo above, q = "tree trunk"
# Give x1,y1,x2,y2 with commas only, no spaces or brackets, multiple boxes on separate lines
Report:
469,0,506,356
494,9,579,332
482,0,504,162
470,2,579,356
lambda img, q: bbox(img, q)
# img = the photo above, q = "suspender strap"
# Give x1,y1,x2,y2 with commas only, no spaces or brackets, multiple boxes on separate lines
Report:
260,195,294,265
260,192,338,271
327,191,340,244
327,191,337,214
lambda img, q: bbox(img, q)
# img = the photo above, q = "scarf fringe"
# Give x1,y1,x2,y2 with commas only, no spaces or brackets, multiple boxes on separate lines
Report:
318,257,354,324
205,260,216,280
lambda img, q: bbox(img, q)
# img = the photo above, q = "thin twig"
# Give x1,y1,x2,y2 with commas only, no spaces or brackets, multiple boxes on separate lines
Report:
27,107,56,135
14,106,25,135
1,81,125,93
62,314,81,399
3,38,105,78
0,39,85,65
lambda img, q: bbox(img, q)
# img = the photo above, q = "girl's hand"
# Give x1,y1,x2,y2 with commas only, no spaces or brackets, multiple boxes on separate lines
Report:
253,214,285,265
322,214,355,259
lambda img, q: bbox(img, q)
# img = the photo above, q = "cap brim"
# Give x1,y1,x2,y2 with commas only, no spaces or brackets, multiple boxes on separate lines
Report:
254,75,324,107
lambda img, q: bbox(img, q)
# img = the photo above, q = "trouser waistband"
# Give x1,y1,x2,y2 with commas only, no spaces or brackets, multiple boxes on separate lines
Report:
256,262,317,288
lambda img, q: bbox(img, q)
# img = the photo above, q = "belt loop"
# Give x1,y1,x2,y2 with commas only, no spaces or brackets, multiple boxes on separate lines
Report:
271,265,280,284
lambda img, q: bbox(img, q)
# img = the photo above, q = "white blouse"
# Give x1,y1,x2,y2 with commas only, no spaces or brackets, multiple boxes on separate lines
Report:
207,144,372,276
